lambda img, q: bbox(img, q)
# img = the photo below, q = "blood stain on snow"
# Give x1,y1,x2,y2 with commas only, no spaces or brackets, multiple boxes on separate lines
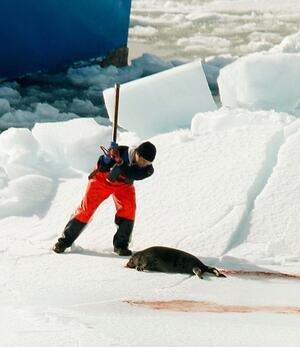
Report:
126,300,300,314
221,269,300,280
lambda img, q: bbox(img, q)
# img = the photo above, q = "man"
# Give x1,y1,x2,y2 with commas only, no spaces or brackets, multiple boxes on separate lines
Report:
52,141,156,256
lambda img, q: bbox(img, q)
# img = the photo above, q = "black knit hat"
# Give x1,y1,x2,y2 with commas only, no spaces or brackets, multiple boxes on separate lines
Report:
137,141,156,162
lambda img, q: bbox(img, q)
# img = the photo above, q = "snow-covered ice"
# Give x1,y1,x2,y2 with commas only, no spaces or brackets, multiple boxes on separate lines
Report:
1,107,300,346
218,52,300,116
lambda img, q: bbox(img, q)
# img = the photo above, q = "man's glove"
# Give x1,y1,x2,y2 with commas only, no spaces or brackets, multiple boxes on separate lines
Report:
102,141,118,164
108,142,123,165
109,148,123,164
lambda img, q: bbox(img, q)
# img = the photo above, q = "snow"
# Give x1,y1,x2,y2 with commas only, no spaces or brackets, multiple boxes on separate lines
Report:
1,105,300,346
103,61,216,138
229,118,300,261
1,1,300,346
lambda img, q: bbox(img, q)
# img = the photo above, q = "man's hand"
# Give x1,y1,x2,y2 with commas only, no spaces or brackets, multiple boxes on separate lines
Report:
109,148,123,165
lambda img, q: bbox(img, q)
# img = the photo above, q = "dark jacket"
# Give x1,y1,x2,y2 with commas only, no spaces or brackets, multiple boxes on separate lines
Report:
97,145,154,183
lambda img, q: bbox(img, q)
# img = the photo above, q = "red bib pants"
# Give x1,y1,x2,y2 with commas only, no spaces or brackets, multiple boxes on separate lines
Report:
73,171,136,223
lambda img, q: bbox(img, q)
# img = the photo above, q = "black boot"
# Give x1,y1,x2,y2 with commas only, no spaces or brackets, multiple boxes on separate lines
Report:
53,218,86,253
113,216,134,256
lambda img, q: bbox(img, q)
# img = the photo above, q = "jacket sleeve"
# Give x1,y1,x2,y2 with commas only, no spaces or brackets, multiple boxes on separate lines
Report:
119,162,154,181
97,155,115,172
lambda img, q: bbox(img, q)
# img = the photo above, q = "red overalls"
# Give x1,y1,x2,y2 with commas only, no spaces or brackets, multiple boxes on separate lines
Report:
73,171,136,224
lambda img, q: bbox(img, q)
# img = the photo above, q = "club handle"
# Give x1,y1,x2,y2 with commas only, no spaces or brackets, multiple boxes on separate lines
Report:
112,83,120,143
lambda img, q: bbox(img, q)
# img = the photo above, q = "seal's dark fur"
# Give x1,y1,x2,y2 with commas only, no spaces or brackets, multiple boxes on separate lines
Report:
126,246,225,278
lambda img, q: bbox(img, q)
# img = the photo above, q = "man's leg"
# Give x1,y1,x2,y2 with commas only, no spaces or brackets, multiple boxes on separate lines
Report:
112,184,136,256
53,172,112,253
53,218,86,253
113,216,134,255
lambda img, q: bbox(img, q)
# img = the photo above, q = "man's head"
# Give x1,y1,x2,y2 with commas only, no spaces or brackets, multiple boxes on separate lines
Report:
135,141,156,167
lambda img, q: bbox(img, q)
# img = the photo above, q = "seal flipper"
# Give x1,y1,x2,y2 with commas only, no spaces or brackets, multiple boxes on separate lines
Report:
193,267,203,279
207,267,227,278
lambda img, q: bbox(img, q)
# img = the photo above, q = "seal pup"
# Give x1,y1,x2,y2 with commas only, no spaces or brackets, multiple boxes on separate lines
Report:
126,246,226,279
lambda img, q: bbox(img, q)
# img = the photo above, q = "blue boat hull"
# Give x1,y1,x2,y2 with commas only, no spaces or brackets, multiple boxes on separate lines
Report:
0,0,132,80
